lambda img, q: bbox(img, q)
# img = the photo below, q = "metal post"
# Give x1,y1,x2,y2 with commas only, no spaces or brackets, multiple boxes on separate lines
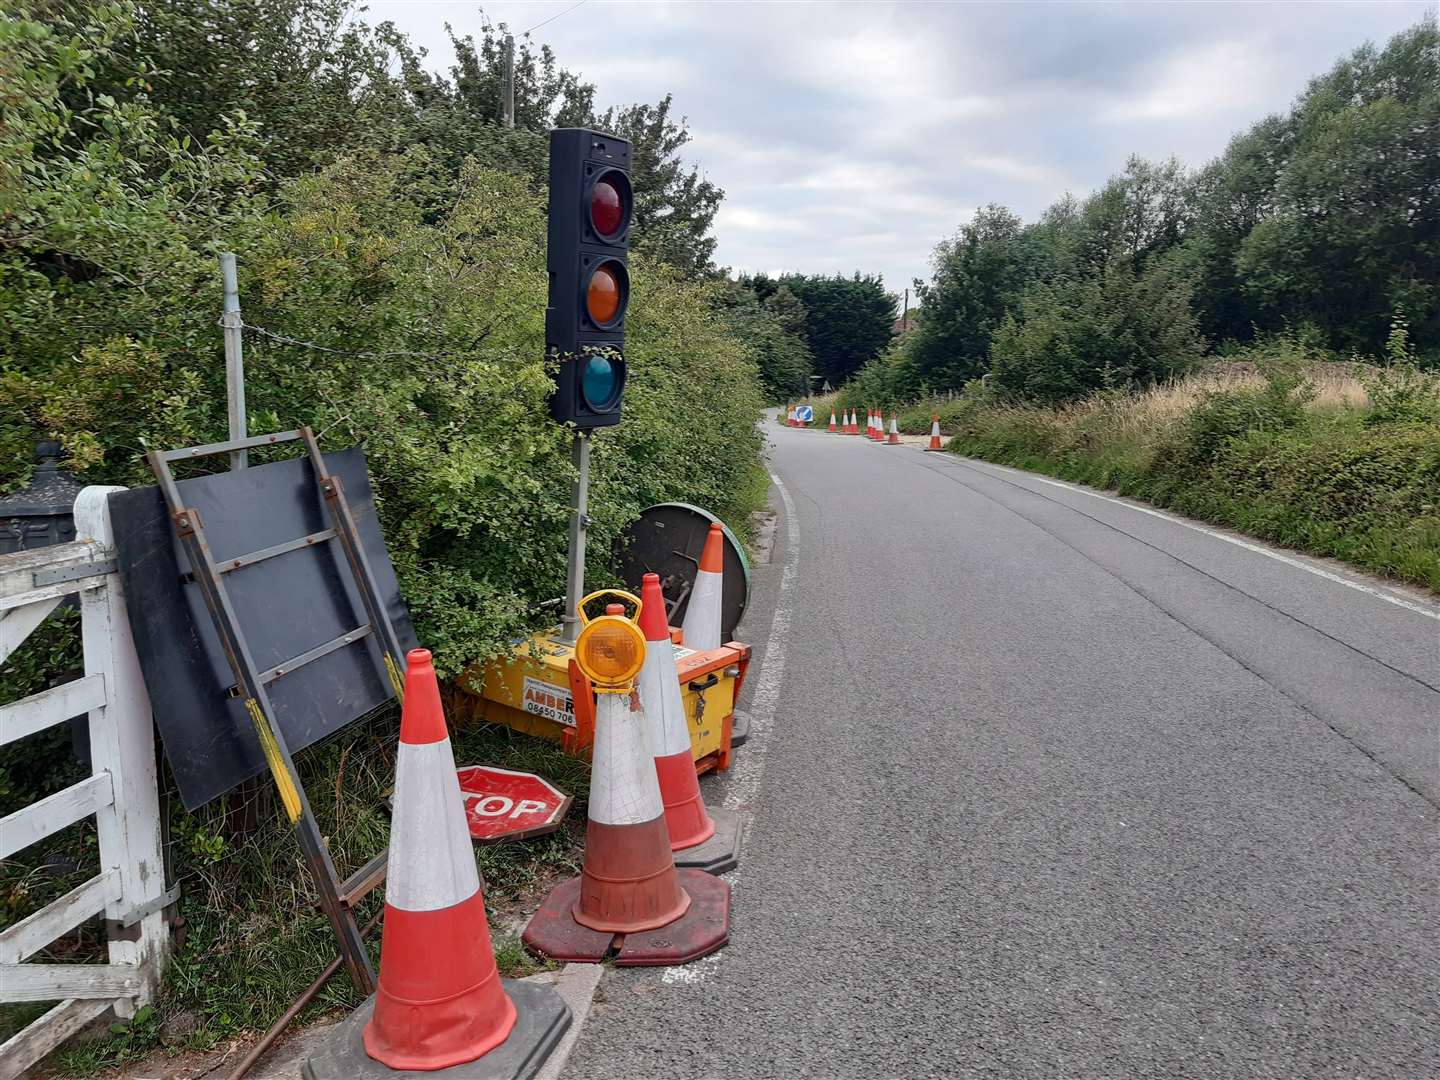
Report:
220,253,247,470
560,431,591,644
502,34,515,129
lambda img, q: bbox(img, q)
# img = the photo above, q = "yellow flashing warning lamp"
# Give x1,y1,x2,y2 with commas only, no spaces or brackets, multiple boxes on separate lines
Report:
574,589,646,692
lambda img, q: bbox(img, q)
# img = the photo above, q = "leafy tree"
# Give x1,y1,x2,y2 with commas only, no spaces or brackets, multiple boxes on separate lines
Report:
1074,156,1194,273
71,0,417,181
595,97,723,276
0,3,765,673
446,23,595,131
714,280,812,400
778,272,896,385
1236,16,1439,359
1179,116,1291,345
989,260,1204,402
907,205,1035,388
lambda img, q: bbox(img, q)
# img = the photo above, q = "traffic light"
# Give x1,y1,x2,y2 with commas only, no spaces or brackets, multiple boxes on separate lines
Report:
546,128,633,428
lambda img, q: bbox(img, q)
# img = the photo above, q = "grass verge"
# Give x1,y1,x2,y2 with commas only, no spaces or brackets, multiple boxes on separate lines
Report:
942,359,1440,592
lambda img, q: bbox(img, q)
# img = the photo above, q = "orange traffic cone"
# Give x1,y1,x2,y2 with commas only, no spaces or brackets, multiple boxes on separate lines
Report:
638,574,740,872
680,522,725,652
844,409,855,434
363,649,515,1069
828,409,838,433
887,413,901,444
306,654,570,1078
870,408,882,441
926,415,943,451
523,604,729,966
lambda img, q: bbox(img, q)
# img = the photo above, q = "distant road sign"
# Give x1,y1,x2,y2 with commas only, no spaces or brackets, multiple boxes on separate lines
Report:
796,405,814,423
456,765,572,843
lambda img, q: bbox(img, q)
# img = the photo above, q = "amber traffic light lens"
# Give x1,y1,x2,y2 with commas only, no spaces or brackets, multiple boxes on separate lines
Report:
575,617,644,687
591,178,624,237
586,262,624,325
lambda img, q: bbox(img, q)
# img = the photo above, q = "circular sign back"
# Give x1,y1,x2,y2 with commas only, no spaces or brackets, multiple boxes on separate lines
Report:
614,503,751,644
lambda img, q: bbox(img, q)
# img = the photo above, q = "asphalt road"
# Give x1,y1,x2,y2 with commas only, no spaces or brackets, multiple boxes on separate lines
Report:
561,421,1440,1080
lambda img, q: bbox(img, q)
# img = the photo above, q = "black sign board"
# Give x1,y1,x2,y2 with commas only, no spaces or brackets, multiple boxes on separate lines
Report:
110,447,416,810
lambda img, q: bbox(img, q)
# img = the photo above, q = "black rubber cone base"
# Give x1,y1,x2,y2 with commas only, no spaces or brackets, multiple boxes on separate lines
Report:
673,806,741,874
301,980,569,1080
615,869,730,966
522,870,730,967
730,709,751,747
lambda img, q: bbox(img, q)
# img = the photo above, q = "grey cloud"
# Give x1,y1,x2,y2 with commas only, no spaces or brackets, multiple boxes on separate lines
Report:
374,0,1432,298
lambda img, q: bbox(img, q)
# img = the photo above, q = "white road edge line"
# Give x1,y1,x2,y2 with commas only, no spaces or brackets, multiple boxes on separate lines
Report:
958,456,1440,623
662,471,799,987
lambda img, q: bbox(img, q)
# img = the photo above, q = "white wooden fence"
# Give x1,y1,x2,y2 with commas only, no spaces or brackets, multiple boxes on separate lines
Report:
0,487,169,1080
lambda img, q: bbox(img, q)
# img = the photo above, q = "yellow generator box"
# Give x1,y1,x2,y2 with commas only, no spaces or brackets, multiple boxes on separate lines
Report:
455,629,751,774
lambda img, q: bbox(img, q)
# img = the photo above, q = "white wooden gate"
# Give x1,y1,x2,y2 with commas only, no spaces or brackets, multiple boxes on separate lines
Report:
0,487,169,1080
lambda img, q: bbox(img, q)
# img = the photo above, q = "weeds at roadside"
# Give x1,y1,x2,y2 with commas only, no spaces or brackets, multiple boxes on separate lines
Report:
939,338,1440,592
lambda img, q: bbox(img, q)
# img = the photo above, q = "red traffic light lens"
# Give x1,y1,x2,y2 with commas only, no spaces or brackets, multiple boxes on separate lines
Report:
586,261,626,325
592,178,624,237
589,170,630,239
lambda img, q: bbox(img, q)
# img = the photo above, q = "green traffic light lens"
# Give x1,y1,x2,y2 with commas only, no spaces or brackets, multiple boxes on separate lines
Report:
582,355,620,410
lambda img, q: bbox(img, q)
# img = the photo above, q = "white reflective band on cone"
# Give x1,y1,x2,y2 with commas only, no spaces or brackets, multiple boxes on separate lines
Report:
681,571,723,652
590,694,665,826
637,640,692,758
386,738,480,912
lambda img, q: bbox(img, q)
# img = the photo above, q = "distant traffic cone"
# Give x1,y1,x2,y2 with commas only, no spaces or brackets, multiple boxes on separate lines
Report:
926,415,943,451
888,414,901,444
638,574,741,872
828,409,838,433
522,604,730,965
680,522,724,652
363,649,517,1069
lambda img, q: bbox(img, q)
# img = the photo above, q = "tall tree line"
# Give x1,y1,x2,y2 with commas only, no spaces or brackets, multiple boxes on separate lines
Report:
53,0,723,275
898,15,1438,403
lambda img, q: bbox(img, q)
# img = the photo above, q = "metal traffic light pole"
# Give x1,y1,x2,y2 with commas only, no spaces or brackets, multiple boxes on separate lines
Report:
561,430,591,645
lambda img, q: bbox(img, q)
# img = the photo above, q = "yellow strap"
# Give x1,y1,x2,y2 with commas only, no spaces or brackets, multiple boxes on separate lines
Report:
245,698,303,824
384,651,405,702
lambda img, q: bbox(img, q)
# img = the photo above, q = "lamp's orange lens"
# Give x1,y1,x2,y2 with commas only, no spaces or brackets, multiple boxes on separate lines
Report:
577,619,643,685
586,264,621,324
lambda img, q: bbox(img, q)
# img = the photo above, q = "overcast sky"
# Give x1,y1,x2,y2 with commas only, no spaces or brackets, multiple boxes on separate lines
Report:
370,1,1432,303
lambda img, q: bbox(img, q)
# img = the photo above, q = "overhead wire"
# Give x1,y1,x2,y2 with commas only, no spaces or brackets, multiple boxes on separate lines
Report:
521,0,589,36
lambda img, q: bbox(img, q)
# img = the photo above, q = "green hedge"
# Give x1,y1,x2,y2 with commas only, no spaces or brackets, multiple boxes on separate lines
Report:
945,364,1440,591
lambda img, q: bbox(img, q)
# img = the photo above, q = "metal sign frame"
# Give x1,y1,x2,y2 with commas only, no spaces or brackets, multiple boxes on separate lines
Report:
146,426,406,993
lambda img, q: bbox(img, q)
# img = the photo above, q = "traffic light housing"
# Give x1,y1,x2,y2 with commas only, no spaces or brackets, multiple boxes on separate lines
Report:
546,128,633,428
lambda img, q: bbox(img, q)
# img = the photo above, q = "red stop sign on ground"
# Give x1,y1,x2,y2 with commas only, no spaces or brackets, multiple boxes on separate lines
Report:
456,765,573,844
